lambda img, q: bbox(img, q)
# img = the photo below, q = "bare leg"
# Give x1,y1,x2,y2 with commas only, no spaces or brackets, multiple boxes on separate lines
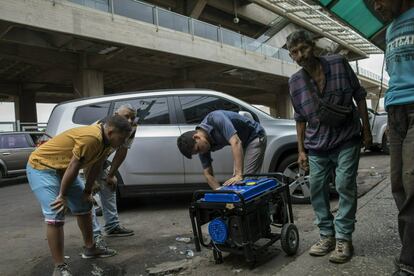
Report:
47,224,65,265
77,213,94,248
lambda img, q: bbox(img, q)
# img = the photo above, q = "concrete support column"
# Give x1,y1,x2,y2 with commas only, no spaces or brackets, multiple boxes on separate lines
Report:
14,90,37,124
270,85,293,119
172,79,196,88
371,97,380,111
74,69,104,98
172,68,196,88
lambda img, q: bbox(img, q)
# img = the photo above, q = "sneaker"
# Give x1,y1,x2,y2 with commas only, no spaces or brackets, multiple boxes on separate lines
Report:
106,225,134,237
329,240,354,263
393,270,414,276
52,263,72,276
81,244,117,259
94,234,108,249
309,236,336,256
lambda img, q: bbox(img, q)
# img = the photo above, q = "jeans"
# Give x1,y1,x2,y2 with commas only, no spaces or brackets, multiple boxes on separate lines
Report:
308,143,360,241
388,105,414,271
92,178,120,237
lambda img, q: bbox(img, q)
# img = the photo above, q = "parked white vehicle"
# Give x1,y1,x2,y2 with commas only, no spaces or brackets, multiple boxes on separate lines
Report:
45,89,314,203
368,108,389,154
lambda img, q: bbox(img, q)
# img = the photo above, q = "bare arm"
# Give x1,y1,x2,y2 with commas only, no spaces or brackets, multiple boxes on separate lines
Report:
296,121,309,171
356,99,373,148
229,134,244,177
108,147,128,177
59,156,82,196
84,157,106,193
203,166,221,190
51,156,83,213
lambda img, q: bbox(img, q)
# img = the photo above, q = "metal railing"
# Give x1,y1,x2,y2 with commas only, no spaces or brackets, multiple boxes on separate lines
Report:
67,0,295,63
350,63,389,85
66,0,385,84
0,121,47,132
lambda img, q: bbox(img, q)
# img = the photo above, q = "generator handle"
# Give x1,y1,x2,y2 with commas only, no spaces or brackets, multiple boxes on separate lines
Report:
243,172,287,184
192,189,247,206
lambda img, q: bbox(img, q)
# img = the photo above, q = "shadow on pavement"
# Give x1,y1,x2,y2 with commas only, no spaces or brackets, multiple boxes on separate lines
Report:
119,194,193,212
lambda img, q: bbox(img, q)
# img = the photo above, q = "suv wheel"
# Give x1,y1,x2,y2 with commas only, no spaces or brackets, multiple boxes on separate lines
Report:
277,154,311,204
276,153,336,204
0,166,4,181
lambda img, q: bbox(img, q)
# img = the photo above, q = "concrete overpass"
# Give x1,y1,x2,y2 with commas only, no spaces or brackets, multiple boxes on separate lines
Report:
0,0,387,124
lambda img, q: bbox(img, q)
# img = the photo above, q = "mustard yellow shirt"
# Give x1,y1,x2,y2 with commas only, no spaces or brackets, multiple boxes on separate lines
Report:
29,124,111,170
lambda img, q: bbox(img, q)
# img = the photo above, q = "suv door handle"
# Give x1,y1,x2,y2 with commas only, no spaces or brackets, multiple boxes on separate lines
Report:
2,152,11,156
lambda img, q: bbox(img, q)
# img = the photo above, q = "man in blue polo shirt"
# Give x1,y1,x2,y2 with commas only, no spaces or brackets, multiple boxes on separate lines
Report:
177,110,266,190
373,1,414,275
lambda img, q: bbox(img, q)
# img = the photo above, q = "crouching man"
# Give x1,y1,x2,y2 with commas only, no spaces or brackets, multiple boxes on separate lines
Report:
177,110,266,190
26,115,132,276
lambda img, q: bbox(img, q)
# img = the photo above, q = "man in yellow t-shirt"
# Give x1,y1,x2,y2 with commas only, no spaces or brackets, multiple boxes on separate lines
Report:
26,115,132,276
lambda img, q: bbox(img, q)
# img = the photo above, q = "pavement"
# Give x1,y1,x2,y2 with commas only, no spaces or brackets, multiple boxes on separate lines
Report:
0,153,400,276
275,175,399,276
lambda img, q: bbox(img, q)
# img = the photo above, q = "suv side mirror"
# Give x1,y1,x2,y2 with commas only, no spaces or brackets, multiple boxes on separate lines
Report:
239,111,254,121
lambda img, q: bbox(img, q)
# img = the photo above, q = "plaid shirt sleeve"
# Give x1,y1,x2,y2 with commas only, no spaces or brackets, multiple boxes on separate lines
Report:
343,58,367,102
289,77,307,122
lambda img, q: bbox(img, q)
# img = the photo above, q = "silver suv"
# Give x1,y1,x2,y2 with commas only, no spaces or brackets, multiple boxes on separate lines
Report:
46,90,309,202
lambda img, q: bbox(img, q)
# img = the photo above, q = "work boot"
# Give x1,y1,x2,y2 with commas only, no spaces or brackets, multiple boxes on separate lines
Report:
81,244,117,259
329,239,354,263
393,270,414,276
309,236,335,256
52,263,72,276
394,259,414,276
106,225,134,237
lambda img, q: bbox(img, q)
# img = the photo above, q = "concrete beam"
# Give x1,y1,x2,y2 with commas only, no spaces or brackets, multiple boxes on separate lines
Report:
189,0,207,19
1,27,54,49
74,69,104,97
36,92,75,103
196,77,276,91
207,0,278,26
200,10,260,37
0,82,19,95
0,21,14,39
0,42,77,69
88,54,178,78
0,0,299,78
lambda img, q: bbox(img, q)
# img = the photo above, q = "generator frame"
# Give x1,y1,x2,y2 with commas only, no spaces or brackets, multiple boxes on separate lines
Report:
189,173,298,266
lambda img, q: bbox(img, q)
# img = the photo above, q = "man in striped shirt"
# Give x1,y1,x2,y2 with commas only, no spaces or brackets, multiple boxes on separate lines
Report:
373,1,414,275
287,30,372,264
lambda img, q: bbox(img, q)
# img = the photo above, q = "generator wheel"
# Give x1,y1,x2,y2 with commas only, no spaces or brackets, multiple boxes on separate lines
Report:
281,223,299,256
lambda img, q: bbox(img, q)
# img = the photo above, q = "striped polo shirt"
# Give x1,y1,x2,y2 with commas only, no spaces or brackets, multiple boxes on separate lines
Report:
384,7,414,108
289,55,366,155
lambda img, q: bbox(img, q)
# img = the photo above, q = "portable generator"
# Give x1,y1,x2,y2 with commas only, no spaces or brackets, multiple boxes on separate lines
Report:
189,173,299,267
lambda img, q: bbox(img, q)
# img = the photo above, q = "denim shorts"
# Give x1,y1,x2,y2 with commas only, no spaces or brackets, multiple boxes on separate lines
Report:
26,164,92,224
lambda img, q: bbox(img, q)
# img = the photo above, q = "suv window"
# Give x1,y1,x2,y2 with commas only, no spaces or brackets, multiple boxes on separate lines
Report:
179,96,240,124
114,97,170,125
29,133,45,146
0,134,31,149
73,102,111,125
